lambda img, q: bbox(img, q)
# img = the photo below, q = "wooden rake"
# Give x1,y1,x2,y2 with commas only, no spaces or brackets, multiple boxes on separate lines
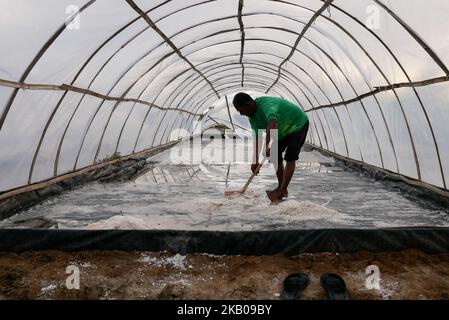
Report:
224,157,267,197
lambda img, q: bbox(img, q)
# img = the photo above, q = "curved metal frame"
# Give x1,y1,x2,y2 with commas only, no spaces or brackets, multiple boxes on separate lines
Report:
31,10,379,178
0,0,447,191
31,10,374,178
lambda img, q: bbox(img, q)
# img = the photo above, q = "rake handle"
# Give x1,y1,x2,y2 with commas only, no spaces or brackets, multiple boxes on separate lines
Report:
241,158,266,194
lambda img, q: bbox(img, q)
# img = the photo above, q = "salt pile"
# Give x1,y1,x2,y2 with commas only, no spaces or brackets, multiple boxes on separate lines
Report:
139,254,187,270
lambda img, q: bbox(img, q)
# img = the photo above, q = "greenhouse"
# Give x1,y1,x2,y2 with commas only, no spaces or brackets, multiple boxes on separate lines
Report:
1,0,449,300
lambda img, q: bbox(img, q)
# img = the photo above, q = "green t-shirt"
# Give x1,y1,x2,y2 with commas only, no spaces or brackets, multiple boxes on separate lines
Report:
249,96,308,140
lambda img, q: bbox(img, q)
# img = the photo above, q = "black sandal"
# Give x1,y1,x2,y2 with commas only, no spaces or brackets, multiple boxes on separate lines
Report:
320,273,349,300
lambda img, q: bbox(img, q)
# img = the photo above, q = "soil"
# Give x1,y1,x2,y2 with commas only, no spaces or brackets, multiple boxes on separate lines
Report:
1,249,449,300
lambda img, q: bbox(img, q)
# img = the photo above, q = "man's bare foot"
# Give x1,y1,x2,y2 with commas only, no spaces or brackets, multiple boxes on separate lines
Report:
266,189,286,203
267,188,288,197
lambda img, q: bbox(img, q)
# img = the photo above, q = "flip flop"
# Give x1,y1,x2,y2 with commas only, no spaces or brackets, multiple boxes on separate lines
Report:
281,273,310,300
320,273,349,300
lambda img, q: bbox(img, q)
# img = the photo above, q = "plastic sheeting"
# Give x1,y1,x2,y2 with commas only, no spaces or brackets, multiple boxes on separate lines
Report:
1,0,449,195
1,228,449,254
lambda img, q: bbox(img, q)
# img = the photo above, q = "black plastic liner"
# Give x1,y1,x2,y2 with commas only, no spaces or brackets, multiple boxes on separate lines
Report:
304,144,449,208
0,227,448,255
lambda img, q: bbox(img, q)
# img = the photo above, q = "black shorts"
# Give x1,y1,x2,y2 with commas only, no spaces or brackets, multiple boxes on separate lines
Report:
277,121,309,163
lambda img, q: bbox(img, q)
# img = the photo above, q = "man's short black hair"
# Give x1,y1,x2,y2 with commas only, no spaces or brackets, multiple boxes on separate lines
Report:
232,92,253,107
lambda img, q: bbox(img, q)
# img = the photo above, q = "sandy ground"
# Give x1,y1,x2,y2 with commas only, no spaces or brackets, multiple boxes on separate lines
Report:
1,249,449,300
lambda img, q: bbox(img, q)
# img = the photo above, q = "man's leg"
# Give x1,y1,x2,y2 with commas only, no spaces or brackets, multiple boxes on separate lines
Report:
276,162,284,189
268,162,289,196
279,161,295,193
267,161,295,202
266,122,308,203
268,139,288,195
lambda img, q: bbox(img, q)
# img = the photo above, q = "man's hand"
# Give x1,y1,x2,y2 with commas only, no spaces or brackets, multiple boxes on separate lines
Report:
251,163,260,175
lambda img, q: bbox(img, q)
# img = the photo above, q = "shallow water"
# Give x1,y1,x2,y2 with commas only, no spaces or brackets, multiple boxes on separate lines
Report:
1,138,449,230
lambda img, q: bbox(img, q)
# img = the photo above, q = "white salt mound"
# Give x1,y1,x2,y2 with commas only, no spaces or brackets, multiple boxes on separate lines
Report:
275,200,339,218
84,215,155,230
84,191,343,229
189,193,339,220
139,253,187,270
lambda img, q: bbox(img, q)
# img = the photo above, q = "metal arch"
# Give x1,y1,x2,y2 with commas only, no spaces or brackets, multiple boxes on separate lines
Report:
92,66,195,164
172,83,333,149
195,85,330,149
331,1,445,186
155,80,283,147
57,8,388,170
266,0,334,93
67,32,238,167
304,38,385,169
158,65,293,131
162,62,294,113
131,47,328,152
18,4,428,178
125,0,220,99
8,1,420,178
170,63,302,111
272,0,408,175
31,0,211,178
154,39,346,152
180,83,286,136
268,1,407,174
151,13,359,104
319,1,430,181
310,9,400,171
262,4,379,165
156,75,287,143
161,83,275,145
142,78,280,149
5,0,186,183
174,83,285,144
311,2,418,180
172,59,335,150
261,37,351,156
0,0,96,131
161,62,313,138
225,95,236,132
169,71,327,148
162,43,342,154
280,0,442,184
0,0,420,182
245,53,339,151
183,72,300,118
309,113,325,148
114,55,269,152
150,71,296,147
51,11,384,175
373,0,449,76
164,38,351,155
237,0,246,87
120,31,326,154
181,86,333,154
113,67,192,153
58,24,340,179
268,1,405,174
160,68,304,140
36,0,218,176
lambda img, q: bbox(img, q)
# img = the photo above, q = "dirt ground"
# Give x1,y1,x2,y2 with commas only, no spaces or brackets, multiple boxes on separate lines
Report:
0,249,449,300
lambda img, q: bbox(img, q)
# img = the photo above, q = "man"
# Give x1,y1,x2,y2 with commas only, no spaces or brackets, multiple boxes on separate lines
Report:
232,92,309,203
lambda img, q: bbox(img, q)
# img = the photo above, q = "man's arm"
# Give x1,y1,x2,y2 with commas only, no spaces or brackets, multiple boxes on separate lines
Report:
251,134,263,174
